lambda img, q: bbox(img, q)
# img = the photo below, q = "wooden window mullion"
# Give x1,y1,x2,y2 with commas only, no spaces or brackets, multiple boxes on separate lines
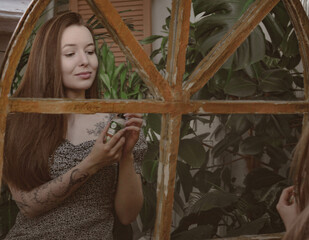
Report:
154,113,182,240
166,0,192,99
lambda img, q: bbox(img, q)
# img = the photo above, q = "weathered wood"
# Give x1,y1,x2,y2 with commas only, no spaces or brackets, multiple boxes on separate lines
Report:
8,98,309,114
182,0,280,97
153,113,182,240
166,0,191,99
0,0,51,189
0,1,308,240
283,0,309,100
188,100,309,114
213,232,284,240
85,0,173,101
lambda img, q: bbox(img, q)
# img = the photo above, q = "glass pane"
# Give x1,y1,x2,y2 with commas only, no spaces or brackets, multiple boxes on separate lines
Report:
172,113,302,238
183,1,304,101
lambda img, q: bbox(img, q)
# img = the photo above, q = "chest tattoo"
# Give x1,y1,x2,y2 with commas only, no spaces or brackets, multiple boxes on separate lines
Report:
86,121,107,137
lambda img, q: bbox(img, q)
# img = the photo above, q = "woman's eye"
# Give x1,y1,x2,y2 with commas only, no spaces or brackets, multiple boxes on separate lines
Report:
86,51,95,55
64,53,75,57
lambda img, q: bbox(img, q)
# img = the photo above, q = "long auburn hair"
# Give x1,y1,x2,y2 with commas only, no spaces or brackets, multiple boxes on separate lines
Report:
282,123,309,239
3,12,99,191
290,123,309,211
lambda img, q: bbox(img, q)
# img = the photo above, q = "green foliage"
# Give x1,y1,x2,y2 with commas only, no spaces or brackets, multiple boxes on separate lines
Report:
140,0,303,238
97,44,148,100
0,185,19,239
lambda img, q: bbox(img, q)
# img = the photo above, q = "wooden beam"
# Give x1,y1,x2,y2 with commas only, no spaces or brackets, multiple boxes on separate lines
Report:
283,0,309,100
182,0,280,97
213,232,284,240
153,113,182,240
85,0,173,101
166,0,191,99
8,98,309,114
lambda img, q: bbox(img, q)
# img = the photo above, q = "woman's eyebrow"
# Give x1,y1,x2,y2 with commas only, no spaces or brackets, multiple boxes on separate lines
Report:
62,43,94,49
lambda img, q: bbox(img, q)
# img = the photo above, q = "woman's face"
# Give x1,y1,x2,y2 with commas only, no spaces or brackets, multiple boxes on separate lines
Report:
60,25,98,98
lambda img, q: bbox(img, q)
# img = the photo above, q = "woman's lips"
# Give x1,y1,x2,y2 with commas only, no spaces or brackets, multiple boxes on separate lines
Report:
76,72,91,79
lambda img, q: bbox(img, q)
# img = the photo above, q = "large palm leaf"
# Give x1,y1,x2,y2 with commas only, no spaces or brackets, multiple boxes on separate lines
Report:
193,0,265,71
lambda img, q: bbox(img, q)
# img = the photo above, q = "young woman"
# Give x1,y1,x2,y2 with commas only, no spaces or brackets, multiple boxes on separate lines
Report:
3,12,146,239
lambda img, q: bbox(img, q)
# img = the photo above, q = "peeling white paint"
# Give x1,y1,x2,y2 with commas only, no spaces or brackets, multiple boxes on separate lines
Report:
163,157,170,196
198,107,206,114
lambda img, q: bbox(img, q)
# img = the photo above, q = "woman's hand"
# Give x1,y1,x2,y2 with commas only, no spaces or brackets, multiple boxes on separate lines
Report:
122,113,143,156
276,186,299,230
87,123,126,173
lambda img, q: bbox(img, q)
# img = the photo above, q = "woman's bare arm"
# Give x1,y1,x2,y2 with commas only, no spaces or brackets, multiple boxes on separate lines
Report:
9,159,95,218
9,126,126,218
114,114,144,225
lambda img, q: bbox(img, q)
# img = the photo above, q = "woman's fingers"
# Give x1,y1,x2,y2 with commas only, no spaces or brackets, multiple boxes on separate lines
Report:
125,125,141,133
278,186,294,206
106,128,126,146
112,136,125,155
96,123,110,143
125,118,143,127
124,113,143,119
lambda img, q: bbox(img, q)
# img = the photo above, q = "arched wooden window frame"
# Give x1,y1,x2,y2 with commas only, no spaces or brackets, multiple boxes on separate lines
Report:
1,0,309,239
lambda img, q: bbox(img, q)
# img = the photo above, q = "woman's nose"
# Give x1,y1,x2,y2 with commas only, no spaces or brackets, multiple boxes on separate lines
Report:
79,52,89,66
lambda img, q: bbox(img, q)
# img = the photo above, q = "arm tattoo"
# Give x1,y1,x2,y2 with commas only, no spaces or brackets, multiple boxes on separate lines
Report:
32,169,89,206
15,200,31,215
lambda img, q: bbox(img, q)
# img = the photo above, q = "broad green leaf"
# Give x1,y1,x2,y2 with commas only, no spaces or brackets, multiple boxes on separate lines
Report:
144,142,159,161
177,161,193,201
193,167,221,193
140,183,157,231
194,0,265,70
280,27,299,57
171,225,213,240
103,91,111,99
266,144,289,166
111,88,118,99
106,50,115,79
178,139,206,168
142,160,158,183
99,73,111,92
259,69,293,93
259,181,287,207
293,75,304,88
227,214,269,237
270,115,291,138
239,136,265,155
128,72,137,88
173,192,185,218
224,73,257,97
140,35,163,44
100,44,108,71
262,14,284,48
147,114,161,134
226,115,252,135
112,63,125,82
120,91,128,99
212,134,241,158
120,68,127,91
186,191,238,214
244,168,284,189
